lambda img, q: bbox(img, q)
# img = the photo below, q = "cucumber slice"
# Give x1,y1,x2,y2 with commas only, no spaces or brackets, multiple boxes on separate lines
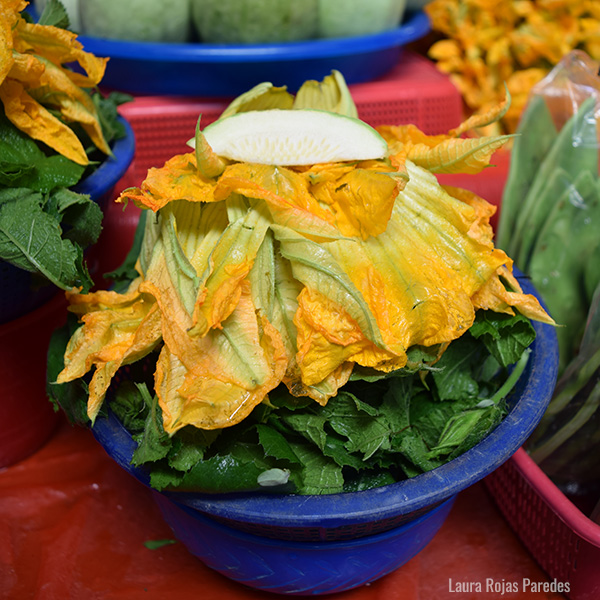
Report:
194,109,389,166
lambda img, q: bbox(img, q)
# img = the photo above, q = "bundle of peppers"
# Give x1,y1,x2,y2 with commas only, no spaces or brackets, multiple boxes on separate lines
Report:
497,50,600,497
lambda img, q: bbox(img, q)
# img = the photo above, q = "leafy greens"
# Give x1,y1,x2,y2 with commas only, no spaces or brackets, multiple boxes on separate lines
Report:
49,308,536,494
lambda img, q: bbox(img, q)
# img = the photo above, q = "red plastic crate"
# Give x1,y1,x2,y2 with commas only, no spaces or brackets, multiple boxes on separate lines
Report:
485,448,600,600
117,51,463,189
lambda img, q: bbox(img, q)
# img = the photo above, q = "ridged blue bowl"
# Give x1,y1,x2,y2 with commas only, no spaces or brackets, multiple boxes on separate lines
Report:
92,274,558,595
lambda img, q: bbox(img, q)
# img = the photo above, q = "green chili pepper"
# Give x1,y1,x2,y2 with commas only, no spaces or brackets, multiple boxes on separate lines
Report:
497,94,557,252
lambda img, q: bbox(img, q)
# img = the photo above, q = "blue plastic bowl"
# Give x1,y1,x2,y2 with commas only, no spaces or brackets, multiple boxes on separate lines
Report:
92,274,558,595
153,491,456,595
74,11,430,97
0,118,135,324
73,117,136,210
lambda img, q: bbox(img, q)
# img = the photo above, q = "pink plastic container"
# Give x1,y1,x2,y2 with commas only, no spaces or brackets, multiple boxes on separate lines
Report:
485,448,600,600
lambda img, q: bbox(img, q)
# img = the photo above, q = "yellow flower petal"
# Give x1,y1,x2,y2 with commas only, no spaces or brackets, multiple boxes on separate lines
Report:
0,78,89,165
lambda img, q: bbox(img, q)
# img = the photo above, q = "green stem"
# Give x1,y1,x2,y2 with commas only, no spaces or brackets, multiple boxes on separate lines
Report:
488,347,531,406
530,379,600,465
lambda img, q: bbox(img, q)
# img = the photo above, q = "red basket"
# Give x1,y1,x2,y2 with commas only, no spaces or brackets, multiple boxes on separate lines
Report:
0,293,66,468
485,448,600,600
117,51,463,189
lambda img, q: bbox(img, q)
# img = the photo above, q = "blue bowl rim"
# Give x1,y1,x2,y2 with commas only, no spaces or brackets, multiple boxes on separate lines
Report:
72,11,430,64
73,117,136,201
92,273,558,530
154,492,457,550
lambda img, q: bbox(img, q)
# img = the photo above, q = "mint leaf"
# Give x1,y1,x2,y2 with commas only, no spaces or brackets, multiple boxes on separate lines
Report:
0,110,85,193
469,311,536,367
37,0,70,28
289,441,344,495
170,454,266,493
0,192,82,288
431,335,480,401
167,427,218,472
50,187,103,248
46,316,90,426
131,384,172,465
321,393,391,460
256,423,301,464
280,412,328,451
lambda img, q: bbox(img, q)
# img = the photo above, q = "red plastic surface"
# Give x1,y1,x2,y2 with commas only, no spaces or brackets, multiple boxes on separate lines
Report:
0,293,64,468
0,418,567,600
486,449,600,600
437,150,511,232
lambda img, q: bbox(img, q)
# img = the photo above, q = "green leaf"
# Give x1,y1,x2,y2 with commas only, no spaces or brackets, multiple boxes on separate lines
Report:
131,384,172,466
427,408,489,458
256,423,301,464
37,0,70,28
0,110,85,193
431,335,480,401
50,187,103,248
288,441,344,495
168,454,266,493
105,209,148,288
110,381,147,433
379,377,415,435
322,393,391,460
396,433,444,474
144,539,177,550
343,469,397,492
322,434,371,470
167,427,219,472
280,412,328,451
0,193,86,289
46,316,90,426
93,91,134,148
469,311,536,367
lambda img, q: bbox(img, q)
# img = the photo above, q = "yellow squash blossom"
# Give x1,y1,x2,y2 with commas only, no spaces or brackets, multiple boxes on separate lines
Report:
56,86,554,434
425,0,600,134
0,2,109,164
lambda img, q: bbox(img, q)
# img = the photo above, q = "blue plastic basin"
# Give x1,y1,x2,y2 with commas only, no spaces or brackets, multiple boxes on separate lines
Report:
91,274,558,594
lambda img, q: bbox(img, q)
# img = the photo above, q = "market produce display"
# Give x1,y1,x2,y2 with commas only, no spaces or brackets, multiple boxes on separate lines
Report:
48,73,553,495
0,0,129,293
425,0,600,135
497,51,600,495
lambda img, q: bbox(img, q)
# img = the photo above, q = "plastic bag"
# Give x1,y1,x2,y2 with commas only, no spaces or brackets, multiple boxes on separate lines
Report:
496,50,600,496
528,284,600,495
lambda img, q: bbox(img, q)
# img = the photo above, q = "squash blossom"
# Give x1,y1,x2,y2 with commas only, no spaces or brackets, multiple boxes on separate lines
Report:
56,80,554,434
0,1,110,165
425,0,600,135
